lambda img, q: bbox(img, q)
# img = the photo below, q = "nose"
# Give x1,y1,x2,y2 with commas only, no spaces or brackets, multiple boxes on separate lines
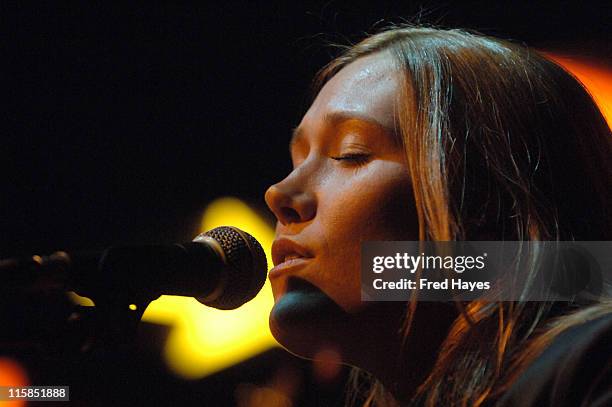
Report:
265,173,316,226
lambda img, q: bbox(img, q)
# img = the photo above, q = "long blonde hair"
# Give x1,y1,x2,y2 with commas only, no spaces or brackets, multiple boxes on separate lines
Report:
313,26,612,406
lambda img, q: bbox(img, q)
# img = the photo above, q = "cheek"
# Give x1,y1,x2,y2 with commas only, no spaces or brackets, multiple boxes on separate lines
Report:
314,163,417,310
365,177,418,240
323,163,416,242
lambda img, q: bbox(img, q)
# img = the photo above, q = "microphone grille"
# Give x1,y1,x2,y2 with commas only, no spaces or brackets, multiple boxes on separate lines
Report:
199,226,267,309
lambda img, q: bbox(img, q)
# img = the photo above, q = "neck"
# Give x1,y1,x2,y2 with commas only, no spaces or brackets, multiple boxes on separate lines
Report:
342,302,458,405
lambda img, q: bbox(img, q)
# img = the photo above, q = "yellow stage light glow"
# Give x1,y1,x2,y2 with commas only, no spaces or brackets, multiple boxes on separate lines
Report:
141,197,278,379
67,292,95,306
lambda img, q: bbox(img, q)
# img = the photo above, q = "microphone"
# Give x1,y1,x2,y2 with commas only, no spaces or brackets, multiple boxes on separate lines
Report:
193,226,268,309
1,226,268,310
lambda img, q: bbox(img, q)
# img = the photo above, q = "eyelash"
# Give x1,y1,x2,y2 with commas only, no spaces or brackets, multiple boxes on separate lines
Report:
331,153,371,166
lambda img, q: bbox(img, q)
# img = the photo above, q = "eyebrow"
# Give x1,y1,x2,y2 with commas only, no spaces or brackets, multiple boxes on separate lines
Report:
289,111,392,152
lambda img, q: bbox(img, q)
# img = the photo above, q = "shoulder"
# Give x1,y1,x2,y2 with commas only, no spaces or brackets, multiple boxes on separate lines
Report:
495,312,612,407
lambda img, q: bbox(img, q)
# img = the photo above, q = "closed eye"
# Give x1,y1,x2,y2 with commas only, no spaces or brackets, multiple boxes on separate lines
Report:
330,153,372,166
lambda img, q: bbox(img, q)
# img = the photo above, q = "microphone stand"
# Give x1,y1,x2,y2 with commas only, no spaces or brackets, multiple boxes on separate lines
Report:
0,251,155,356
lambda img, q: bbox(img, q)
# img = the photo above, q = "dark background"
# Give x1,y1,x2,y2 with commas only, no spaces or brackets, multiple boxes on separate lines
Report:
3,1,610,255
2,1,610,406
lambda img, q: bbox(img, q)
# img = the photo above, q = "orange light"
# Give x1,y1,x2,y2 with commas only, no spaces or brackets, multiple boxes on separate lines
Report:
545,53,612,127
0,357,29,407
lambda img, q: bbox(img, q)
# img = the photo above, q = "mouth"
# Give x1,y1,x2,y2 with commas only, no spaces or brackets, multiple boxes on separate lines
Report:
270,238,313,277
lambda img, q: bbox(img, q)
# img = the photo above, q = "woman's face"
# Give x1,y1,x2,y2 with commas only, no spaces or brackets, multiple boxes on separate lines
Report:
265,51,418,355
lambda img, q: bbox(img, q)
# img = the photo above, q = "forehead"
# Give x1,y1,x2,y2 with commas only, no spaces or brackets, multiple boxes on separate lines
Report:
301,51,400,132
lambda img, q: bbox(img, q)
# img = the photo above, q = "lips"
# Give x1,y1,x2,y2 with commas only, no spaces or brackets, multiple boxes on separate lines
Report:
271,238,313,268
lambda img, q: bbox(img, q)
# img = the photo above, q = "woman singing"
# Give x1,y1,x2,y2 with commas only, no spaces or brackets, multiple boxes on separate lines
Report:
264,26,611,406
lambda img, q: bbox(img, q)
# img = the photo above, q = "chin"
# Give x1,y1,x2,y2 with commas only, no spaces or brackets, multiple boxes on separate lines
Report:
268,278,350,360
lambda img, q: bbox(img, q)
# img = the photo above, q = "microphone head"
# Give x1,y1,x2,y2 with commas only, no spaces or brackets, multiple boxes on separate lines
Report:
195,226,267,310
